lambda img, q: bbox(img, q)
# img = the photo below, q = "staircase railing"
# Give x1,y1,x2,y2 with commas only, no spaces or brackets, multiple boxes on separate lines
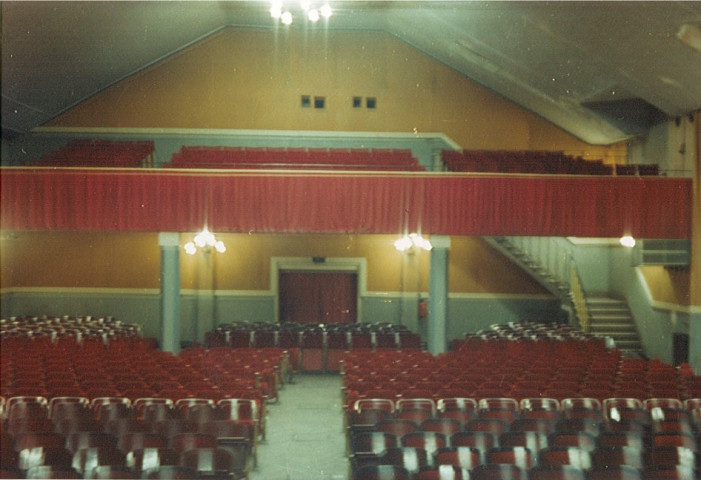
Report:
569,260,590,332
507,236,571,290
500,236,591,331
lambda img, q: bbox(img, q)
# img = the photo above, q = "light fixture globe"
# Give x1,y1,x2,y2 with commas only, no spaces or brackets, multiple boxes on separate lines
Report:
319,3,332,18
186,227,226,254
395,233,432,253
619,235,636,248
394,236,414,252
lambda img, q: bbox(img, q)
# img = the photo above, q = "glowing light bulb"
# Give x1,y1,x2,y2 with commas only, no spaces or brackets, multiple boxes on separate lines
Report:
184,242,197,255
300,0,311,11
270,1,283,18
308,8,320,22
281,10,293,25
619,235,636,248
215,241,226,253
394,236,413,252
319,3,332,18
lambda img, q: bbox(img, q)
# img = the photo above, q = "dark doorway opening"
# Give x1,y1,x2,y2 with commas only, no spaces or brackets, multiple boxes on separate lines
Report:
279,271,357,324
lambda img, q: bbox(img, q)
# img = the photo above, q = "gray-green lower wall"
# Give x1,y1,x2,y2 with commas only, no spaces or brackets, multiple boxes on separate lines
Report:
1,290,561,348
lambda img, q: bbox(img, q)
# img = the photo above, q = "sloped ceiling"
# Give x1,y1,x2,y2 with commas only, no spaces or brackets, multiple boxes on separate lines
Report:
2,1,701,144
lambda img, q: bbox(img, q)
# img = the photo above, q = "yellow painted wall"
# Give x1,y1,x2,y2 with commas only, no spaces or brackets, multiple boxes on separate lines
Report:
639,266,691,307
2,232,546,295
2,232,161,289
692,110,701,307
49,27,621,158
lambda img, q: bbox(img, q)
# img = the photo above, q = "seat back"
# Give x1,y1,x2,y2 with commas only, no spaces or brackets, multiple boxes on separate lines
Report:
351,464,411,480
434,447,481,470
526,465,586,480
487,446,534,470
178,447,242,475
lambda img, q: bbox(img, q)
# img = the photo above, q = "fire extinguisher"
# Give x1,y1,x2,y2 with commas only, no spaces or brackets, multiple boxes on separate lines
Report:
418,298,428,320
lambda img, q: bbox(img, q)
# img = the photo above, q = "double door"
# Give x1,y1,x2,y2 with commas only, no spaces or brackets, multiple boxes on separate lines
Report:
279,271,357,324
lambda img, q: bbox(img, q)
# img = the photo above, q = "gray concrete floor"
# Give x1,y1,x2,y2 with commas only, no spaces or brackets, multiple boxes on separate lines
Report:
248,374,349,480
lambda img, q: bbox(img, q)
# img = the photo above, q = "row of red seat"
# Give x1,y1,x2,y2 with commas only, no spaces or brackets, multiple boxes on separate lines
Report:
165,146,425,171
0,395,259,479
30,140,155,168
442,149,660,177
205,322,423,374
351,454,695,480
342,323,701,404
2,339,284,404
346,396,700,480
1,315,144,352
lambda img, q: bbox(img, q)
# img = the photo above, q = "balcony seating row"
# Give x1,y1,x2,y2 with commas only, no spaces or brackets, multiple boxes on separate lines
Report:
165,146,425,171
442,149,660,177
30,140,155,168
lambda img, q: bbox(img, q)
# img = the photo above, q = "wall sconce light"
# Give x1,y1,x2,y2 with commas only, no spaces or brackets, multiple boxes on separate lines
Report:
394,233,432,253
270,1,332,25
619,235,636,248
184,227,226,255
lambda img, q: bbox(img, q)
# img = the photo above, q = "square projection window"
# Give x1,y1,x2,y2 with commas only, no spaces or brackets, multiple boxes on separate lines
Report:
314,97,326,109
301,95,311,108
352,96,362,108
366,97,377,109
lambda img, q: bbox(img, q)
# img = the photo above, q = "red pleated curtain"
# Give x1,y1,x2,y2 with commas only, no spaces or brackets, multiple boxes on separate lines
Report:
0,169,692,238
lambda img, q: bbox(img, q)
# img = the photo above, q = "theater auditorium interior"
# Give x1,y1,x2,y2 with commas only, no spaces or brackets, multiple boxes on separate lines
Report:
1,1,701,479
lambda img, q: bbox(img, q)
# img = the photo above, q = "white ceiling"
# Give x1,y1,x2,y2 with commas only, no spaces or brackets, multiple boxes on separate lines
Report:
2,1,701,144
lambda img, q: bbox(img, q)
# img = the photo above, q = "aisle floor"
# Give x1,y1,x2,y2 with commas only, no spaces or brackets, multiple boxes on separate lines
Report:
249,373,349,480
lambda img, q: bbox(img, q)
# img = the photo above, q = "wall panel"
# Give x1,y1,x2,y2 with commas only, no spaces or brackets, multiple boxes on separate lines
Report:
48,28,618,158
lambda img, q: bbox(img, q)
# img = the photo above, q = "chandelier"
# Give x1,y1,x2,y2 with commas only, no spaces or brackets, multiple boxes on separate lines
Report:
184,227,226,255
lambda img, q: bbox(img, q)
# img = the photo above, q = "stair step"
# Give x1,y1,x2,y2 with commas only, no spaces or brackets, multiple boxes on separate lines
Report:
592,332,639,340
587,297,626,306
589,314,634,321
589,309,631,316
590,328,638,335
589,322,636,329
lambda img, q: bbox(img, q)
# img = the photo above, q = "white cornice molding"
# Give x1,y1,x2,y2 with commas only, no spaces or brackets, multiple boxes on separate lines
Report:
30,126,460,148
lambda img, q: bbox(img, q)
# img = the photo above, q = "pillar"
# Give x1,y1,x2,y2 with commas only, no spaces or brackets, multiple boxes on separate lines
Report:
159,232,181,354
428,235,450,354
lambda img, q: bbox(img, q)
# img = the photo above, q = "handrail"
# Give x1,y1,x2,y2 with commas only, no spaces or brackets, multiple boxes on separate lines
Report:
569,259,590,332
500,236,593,331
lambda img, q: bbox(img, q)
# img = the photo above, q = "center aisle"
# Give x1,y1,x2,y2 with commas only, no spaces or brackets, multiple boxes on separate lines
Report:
249,373,348,480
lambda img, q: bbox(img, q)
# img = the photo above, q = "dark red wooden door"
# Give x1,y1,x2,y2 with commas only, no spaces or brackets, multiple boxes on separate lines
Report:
279,272,357,324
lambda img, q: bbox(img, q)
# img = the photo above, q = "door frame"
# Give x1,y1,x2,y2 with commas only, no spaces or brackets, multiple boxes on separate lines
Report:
271,257,367,324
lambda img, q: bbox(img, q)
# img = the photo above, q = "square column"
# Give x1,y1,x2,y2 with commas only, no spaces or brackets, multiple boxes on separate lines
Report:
159,232,181,354
428,235,450,354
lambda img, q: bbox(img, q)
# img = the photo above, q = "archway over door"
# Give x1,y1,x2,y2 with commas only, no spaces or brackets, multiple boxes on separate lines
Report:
279,272,357,324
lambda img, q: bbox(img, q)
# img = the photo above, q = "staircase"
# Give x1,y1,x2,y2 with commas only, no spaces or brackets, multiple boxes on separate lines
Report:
586,296,643,356
488,236,645,357
489,237,570,298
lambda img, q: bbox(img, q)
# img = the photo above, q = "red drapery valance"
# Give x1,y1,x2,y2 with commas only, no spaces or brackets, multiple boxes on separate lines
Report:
0,168,691,238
